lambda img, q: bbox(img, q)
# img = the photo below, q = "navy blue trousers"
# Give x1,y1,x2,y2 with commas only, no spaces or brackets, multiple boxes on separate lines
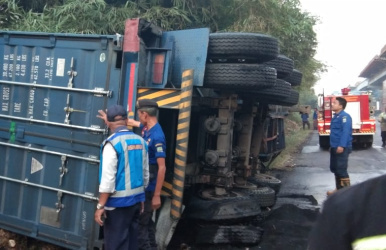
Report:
330,147,351,178
104,203,141,250
138,191,157,250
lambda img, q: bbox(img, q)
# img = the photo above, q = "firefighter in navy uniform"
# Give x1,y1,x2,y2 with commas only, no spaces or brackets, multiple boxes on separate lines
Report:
308,174,386,249
327,96,352,196
122,99,166,250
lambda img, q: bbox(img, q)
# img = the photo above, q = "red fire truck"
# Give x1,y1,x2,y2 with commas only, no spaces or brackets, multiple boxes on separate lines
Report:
318,88,376,149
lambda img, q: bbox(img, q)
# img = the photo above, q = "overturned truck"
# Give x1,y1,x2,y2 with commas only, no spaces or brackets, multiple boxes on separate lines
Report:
0,19,301,249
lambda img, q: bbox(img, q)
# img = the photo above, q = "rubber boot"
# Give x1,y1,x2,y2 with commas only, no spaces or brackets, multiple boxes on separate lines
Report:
339,177,350,188
326,176,340,196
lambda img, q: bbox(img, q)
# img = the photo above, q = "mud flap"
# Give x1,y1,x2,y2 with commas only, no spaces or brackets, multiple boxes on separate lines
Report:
155,197,182,249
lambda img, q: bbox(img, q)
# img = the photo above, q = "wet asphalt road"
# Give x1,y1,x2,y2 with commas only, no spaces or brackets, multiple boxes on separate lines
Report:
255,127,386,250
278,129,386,209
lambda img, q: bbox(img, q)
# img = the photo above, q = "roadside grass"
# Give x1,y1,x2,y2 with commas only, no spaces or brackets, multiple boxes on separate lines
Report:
269,113,314,170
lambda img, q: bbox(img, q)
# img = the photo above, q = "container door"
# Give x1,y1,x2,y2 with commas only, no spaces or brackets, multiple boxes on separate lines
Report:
0,31,122,249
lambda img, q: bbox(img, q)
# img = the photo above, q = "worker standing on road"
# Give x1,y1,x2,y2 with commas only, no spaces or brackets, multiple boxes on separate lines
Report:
300,112,310,130
377,107,386,147
99,99,167,250
326,97,352,196
308,174,386,250
313,108,318,130
94,105,149,250
134,99,166,250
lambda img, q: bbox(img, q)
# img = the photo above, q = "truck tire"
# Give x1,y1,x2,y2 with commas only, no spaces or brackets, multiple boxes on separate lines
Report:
239,186,276,207
280,89,300,106
285,69,303,86
204,63,276,90
208,33,279,63
262,54,294,79
195,225,263,246
319,136,330,149
253,79,291,99
184,193,262,221
258,89,299,106
248,174,282,194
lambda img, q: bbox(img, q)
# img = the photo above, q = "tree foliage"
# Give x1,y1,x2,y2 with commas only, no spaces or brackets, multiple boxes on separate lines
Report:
0,0,324,96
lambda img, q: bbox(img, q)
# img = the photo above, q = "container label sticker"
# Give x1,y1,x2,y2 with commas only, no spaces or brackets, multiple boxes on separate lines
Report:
31,157,43,174
56,58,65,77
2,87,10,112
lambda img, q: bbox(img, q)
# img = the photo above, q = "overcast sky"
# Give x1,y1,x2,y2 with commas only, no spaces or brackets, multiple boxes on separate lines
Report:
300,0,386,95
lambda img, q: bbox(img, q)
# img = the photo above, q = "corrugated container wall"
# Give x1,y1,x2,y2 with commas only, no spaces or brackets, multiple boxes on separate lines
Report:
0,31,123,249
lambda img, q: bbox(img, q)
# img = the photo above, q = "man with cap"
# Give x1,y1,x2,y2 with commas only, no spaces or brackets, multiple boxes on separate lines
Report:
97,99,166,250
95,104,149,250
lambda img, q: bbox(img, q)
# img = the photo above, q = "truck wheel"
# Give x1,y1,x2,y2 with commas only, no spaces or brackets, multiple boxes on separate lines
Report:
319,136,330,149
195,225,263,246
253,79,291,99
239,186,276,207
262,54,294,79
248,174,282,194
184,192,262,221
284,69,303,86
204,63,276,90
208,33,279,63
258,89,299,106
280,89,300,106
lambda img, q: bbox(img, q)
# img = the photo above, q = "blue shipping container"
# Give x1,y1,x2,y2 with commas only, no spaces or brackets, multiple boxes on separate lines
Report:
0,31,123,249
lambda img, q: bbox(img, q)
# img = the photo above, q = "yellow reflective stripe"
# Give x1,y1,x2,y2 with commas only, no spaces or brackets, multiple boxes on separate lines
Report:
179,111,190,120
352,235,386,250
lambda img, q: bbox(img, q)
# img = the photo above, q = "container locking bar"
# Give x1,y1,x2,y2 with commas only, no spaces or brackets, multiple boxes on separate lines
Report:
0,175,98,201
0,114,105,133
63,94,86,124
0,80,112,97
0,141,100,163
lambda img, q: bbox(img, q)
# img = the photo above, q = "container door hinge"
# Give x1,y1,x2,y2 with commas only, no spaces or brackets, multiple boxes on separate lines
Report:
67,57,77,88
58,155,68,186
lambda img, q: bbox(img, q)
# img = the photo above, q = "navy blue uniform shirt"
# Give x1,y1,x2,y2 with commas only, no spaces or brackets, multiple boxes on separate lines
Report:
301,113,309,122
313,111,318,120
330,110,352,148
141,123,166,191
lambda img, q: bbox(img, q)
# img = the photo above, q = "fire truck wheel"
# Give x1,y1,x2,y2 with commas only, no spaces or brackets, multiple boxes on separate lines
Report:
251,79,291,99
184,192,262,221
284,69,303,86
204,63,276,90
195,225,263,246
208,33,279,63
238,186,276,207
262,54,294,79
248,174,282,194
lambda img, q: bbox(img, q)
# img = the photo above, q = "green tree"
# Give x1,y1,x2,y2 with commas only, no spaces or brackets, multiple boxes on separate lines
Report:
0,0,324,97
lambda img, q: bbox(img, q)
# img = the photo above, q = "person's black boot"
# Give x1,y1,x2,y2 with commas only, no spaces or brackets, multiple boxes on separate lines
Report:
382,141,385,147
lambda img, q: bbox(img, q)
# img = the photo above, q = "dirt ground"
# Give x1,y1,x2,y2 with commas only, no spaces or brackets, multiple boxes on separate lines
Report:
0,229,63,250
